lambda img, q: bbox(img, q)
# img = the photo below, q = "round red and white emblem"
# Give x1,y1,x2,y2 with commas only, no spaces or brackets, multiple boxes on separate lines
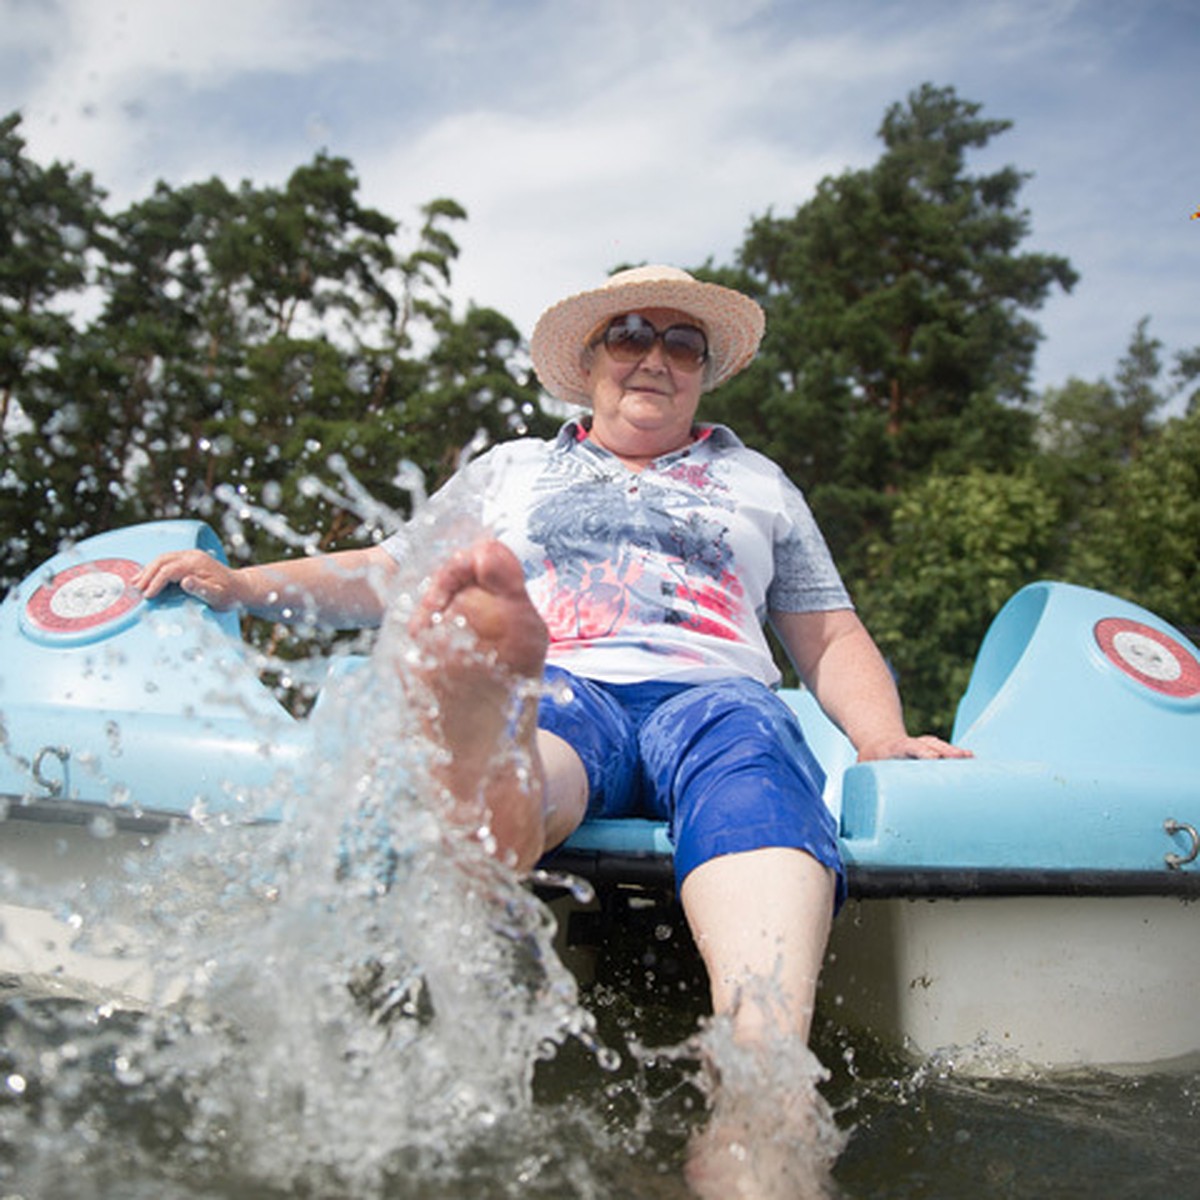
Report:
23,558,144,641
1094,617,1200,698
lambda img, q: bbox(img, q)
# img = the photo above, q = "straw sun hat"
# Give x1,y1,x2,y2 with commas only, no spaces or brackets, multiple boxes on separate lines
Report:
529,265,765,407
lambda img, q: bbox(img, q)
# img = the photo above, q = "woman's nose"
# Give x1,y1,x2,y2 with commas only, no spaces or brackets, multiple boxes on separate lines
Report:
639,339,669,369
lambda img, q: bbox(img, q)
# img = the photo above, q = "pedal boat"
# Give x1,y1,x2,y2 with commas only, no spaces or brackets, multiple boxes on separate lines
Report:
2,521,1198,1073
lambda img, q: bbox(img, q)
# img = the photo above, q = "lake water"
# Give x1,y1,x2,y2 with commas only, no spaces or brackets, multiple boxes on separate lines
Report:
4,869,1199,1199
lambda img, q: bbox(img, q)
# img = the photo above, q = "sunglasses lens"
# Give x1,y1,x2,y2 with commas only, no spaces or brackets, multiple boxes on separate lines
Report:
663,326,708,369
604,317,656,361
601,316,708,370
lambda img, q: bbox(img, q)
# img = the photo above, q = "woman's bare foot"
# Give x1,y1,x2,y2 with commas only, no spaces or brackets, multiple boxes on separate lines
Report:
406,540,550,870
684,1022,845,1200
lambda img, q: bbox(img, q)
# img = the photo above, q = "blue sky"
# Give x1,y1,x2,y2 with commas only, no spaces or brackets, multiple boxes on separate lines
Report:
4,0,1196,401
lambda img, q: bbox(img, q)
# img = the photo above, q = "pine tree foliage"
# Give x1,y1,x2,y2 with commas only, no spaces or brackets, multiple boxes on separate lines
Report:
703,84,1078,568
0,118,554,591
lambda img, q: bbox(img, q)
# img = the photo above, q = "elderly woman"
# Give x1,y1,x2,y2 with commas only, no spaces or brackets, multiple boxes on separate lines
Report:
135,265,968,1046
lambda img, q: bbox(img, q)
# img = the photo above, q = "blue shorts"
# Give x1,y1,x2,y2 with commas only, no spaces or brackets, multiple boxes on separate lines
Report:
537,666,846,906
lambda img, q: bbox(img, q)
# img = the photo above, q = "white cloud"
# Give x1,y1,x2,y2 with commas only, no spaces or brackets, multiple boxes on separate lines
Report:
349,6,933,332
5,0,375,197
1,0,1195,390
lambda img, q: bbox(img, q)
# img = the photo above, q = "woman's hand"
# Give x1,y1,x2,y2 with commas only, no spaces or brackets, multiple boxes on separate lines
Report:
132,551,247,611
856,734,973,762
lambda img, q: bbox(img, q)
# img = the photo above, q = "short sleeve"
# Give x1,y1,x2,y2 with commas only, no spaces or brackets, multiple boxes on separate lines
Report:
765,479,853,613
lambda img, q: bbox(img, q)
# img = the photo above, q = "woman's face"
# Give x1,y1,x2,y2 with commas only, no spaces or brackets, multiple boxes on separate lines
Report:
584,307,706,456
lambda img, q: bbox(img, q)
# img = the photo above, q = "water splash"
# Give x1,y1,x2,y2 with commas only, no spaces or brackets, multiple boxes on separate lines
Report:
0,468,627,1195
683,1018,847,1199
2,582,620,1195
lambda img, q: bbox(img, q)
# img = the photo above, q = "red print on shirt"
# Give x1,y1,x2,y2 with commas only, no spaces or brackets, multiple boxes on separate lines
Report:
525,471,745,652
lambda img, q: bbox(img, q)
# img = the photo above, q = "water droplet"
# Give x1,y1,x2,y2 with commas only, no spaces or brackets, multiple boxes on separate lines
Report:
113,1055,145,1087
89,813,117,840
595,1046,622,1073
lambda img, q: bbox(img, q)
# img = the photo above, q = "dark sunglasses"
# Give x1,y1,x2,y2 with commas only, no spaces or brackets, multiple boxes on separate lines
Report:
594,314,709,372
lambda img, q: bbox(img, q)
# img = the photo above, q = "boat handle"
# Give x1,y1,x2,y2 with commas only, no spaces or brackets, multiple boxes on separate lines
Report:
1164,819,1200,870
31,745,70,798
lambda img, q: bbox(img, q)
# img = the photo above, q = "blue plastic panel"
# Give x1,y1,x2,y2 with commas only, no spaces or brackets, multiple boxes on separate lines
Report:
4,526,1198,886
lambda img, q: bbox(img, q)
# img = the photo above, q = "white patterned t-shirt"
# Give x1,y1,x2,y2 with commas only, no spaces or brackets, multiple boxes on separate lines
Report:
387,421,852,687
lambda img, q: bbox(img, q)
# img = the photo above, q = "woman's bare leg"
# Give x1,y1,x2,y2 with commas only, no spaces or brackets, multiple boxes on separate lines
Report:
407,540,587,870
682,848,843,1198
681,846,835,1041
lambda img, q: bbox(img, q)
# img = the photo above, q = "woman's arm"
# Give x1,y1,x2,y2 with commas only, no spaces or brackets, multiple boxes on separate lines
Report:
770,608,971,761
132,545,399,628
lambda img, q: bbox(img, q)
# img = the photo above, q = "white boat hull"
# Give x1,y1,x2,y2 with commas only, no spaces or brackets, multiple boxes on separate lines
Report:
0,817,162,1003
5,816,1200,1074
822,893,1200,1073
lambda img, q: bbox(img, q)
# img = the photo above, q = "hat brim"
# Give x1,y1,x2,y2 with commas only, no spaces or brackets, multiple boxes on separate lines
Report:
530,273,765,407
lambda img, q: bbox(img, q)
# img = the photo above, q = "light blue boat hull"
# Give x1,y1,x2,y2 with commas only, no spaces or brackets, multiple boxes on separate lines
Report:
0,521,308,827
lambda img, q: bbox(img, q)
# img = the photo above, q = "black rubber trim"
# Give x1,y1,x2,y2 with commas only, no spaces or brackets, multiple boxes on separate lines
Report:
542,848,1200,899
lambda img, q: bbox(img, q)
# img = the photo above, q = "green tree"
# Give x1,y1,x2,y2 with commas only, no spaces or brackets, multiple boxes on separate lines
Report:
1,145,553,594
1036,317,1200,567
13,176,244,564
0,112,110,581
0,112,109,420
1066,407,1200,631
857,469,1060,733
704,84,1077,570
1176,347,1200,415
